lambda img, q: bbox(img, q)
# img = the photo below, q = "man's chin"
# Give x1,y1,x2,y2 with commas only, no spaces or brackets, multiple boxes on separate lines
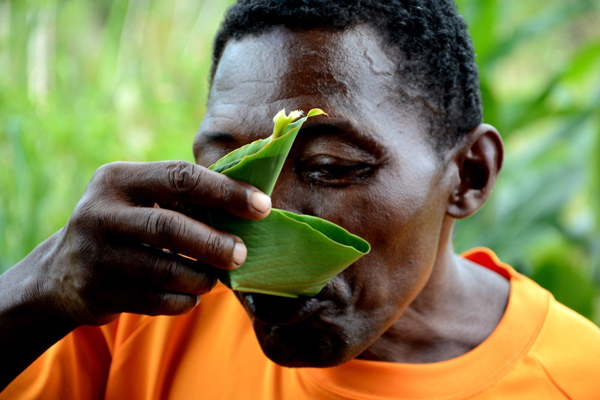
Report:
252,321,357,368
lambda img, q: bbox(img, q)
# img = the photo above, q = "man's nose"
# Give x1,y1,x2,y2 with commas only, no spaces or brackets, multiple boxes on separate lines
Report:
270,166,314,216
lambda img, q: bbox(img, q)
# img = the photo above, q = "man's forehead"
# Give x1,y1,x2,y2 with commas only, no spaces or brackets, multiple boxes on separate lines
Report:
210,25,396,106
202,25,431,151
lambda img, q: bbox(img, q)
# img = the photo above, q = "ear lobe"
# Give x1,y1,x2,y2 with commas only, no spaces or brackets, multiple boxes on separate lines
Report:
447,124,503,219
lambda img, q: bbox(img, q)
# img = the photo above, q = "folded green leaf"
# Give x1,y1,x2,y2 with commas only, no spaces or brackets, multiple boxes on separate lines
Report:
207,109,370,298
209,108,325,196
214,210,369,297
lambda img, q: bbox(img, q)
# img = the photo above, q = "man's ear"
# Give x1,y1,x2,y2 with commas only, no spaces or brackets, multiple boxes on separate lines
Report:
447,124,503,219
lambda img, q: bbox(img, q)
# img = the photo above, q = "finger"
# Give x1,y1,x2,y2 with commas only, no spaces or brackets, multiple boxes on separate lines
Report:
93,161,271,219
120,290,200,317
104,206,247,270
103,244,219,295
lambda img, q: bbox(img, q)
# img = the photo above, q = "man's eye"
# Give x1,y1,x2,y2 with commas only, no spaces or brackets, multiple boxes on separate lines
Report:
296,155,375,186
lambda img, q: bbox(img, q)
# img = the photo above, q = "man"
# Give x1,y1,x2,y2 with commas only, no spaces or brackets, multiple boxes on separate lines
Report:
1,0,599,398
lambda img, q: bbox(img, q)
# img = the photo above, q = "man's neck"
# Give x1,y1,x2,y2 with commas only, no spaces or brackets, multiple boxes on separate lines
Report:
358,247,510,364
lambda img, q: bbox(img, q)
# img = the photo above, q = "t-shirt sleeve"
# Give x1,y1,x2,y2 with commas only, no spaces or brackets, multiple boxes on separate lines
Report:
0,322,118,399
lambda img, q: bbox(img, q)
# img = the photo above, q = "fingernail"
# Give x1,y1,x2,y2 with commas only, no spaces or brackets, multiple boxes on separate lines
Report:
251,192,271,214
195,296,201,307
232,241,247,267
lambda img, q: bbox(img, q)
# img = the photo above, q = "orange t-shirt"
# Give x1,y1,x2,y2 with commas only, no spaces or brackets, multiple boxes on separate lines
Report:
3,248,600,399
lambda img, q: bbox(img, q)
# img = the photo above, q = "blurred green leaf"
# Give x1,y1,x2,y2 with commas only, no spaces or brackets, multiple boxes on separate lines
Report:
483,3,592,66
507,42,600,131
592,115,600,230
530,242,596,319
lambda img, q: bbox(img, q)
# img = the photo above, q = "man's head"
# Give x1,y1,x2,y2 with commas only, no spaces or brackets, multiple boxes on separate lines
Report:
194,1,502,367
212,0,483,150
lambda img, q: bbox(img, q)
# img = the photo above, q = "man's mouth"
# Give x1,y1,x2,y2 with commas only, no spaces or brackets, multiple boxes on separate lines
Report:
237,292,328,325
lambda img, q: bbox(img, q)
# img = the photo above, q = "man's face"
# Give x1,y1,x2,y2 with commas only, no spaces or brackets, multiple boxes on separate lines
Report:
194,25,452,367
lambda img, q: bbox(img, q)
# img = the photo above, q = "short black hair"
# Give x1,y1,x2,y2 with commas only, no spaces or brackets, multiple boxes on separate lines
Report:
211,0,482,149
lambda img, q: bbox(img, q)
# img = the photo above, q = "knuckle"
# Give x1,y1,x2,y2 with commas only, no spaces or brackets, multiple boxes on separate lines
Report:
214,176,235,202
191,273,217,295
166,161,204,195
201,231,227,265
90,162,125,187
71,196,119,235
69,199,105,237
145,292,190,316
145,209,183,241
95,208,118,231
138,292,166,316
152,257,177,287
70,202,93,230
85,162,132,203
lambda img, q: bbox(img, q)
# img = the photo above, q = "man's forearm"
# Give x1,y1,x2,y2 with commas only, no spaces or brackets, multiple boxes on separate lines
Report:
0,236,77,391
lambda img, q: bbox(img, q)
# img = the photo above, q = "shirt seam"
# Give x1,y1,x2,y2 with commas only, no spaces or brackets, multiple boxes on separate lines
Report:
463,289,553,400
529,353,572,400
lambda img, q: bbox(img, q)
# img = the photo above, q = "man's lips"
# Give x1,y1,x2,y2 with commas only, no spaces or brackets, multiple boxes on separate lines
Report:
237,292,328,325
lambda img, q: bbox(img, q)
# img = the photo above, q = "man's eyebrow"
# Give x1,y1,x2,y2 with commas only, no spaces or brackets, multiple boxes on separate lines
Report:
201,122,358,142
202,120,385,156
299,120,355,136
202,131,238,143
298,120,385,155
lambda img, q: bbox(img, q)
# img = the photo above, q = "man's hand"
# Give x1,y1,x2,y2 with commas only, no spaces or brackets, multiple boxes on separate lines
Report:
0,161,271,388
47,160,271,325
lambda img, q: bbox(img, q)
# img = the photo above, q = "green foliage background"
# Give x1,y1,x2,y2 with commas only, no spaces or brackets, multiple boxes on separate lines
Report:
1,0,599,323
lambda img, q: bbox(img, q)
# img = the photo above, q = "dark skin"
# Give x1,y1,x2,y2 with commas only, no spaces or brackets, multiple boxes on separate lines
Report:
0,163,272,389
0,24,509,389
196,25,509,366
